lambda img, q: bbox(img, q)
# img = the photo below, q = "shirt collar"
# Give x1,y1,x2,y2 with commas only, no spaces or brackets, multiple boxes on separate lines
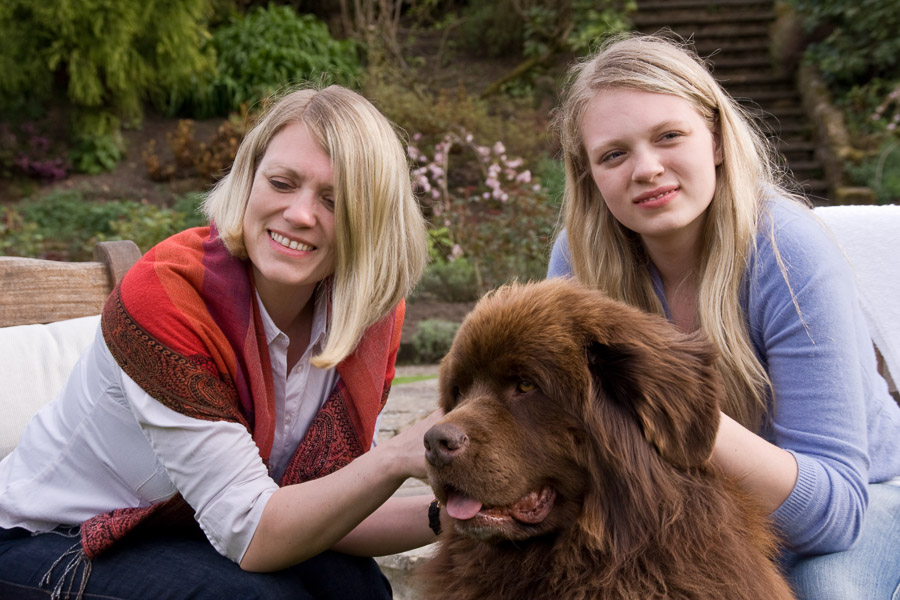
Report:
256,285,330,350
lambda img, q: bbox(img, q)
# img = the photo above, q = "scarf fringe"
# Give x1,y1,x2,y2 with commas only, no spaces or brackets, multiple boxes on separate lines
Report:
40,542,92,600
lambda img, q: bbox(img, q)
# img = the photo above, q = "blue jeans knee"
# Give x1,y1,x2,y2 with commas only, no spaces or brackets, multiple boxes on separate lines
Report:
785,484,900,600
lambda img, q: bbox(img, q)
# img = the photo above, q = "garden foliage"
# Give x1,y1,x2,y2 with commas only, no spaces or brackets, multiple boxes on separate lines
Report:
787,0,900,202
407,129,558,297
2,0,626,343
182,4,362,118
406,319,461,364
456,0,634,59
0,191,206,261
786,0,900,90
0,0,214,171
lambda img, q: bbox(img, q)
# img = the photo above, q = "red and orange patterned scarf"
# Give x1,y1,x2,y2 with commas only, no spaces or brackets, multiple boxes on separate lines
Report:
84,226,403,557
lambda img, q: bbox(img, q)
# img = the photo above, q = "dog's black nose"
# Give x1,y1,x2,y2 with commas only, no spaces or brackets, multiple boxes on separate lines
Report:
424,422,469,467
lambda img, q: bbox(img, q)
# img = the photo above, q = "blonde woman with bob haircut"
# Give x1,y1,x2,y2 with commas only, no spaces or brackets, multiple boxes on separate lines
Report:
205,86,426,369
548,33,900,599
0,85,443,600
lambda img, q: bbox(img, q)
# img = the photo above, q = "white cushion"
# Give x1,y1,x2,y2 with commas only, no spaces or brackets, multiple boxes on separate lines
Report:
0,315,100,459
814,205,900,388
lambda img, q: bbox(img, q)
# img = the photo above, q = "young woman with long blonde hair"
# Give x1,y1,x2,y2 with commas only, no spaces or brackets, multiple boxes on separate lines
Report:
550,34,900,599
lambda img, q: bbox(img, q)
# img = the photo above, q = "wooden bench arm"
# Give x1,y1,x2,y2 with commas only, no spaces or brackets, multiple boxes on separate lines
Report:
0,240,142,327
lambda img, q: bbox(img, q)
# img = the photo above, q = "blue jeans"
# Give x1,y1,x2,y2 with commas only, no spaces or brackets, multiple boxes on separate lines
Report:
0,525,392,600
784,483,900,600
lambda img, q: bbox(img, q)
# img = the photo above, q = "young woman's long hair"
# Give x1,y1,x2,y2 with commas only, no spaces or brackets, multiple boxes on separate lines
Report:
554,33,800,428
204,85,428,369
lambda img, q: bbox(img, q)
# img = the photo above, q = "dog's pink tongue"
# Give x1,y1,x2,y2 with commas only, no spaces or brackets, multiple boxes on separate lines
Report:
445,491,483,520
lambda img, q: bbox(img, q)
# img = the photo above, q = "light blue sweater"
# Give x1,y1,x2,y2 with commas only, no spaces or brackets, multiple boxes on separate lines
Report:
547,197,900,556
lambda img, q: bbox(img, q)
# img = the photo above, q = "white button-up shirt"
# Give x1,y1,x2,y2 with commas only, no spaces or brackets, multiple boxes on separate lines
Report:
0,287,338,563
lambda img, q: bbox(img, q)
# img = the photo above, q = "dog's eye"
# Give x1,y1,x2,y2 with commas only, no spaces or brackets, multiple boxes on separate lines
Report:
516,380,536,393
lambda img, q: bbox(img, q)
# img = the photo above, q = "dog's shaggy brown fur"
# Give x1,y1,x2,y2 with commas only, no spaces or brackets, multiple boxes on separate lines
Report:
419,279,794,600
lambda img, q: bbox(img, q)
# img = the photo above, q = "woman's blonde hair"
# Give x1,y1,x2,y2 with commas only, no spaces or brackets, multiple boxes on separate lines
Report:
554,33,801,429
204,85,428,369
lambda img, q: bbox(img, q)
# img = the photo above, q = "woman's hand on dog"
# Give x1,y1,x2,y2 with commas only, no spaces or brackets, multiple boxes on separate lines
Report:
382,409,445,480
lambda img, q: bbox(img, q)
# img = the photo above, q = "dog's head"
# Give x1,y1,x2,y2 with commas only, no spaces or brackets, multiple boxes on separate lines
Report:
424,278,723,546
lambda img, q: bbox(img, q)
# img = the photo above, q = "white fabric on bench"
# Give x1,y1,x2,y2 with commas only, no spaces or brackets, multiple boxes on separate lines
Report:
0,314,100,459
814,204,900,389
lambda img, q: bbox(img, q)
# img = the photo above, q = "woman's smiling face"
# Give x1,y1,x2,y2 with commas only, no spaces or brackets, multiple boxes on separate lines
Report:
581,88,721,248
242,120,337,305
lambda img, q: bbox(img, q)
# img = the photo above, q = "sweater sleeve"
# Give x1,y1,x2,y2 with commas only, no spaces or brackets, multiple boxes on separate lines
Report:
547,231,573,279
748,200,875,555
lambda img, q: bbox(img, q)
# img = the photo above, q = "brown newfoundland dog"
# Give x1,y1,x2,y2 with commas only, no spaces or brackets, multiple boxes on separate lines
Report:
419,279,794,600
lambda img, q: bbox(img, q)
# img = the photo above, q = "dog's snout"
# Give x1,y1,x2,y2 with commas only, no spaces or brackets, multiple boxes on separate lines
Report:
424,422,469,467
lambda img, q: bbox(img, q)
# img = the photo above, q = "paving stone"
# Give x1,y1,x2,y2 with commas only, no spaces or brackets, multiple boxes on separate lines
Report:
374,365,441,599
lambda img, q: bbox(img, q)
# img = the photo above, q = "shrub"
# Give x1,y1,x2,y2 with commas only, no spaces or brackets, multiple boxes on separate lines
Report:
786,1,900,203
0,191,203,260
143,115,249,183
413,257,481,303
457,0,633,60
408,129,558,294
787,0,900,91
847,139,900,203
183,4,362,118
408,319,460,364
0,123,69,181
173,192,211,230
0,0,214,171
363,65,551,167
69,132,123,176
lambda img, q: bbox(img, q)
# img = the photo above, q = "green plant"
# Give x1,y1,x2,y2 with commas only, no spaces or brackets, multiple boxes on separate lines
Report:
70,132,123,175
173,192,210,230
408,319,460,364
412,257,481,303
185,4,362,118
847,139,900,204
0,191,201,260
458,0,633,60
364,59,551,165
0,206,45,258
455,0,634,95
408,129,559,294
787,0,900,91
0,0,214,169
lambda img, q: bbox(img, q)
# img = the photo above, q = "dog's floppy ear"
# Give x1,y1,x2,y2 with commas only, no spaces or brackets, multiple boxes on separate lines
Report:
586,325,722,468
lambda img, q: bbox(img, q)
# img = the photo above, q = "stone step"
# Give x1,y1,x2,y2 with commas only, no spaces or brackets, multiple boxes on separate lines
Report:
633,10,774,28
770,121,813,136
710,55,775,71
777,140,818,152
637,0,773,9
376,365,442,599
636,22,771,39
733,87,801,104
786,159,825,173
799,179,831,199
693,39,771,59
715,72,792,87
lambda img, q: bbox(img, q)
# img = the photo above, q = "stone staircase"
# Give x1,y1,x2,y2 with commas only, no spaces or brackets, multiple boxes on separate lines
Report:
632,0,830,201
